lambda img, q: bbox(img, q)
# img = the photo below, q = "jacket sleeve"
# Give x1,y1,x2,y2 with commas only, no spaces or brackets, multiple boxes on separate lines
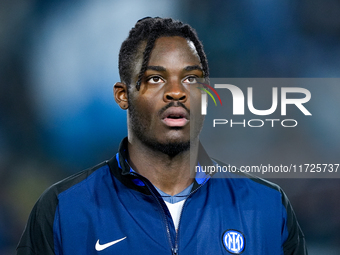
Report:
16,187,59,255
281,190,308,255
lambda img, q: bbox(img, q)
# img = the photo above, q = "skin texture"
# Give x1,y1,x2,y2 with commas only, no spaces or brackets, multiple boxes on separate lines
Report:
114,36,204,195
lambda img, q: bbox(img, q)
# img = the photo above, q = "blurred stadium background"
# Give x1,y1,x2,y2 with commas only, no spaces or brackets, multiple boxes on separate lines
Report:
1,0,340,254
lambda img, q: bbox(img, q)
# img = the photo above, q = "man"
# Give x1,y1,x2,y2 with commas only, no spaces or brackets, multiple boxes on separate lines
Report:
17,17,307,254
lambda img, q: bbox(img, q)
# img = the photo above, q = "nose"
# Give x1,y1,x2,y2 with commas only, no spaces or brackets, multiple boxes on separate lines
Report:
163,80,187,102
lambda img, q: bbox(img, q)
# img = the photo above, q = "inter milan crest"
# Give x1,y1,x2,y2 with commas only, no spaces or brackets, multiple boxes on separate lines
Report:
222,230,245,254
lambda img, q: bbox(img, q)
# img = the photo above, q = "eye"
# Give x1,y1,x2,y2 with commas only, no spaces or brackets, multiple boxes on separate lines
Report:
183,76,198,84
147,76,164,84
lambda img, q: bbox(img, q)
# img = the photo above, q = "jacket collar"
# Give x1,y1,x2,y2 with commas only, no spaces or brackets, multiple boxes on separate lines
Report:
108,137,213,194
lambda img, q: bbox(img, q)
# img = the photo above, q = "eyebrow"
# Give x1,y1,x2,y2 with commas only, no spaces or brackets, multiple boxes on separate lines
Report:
146,66,166,72
146,65,203,72
184,65,203,72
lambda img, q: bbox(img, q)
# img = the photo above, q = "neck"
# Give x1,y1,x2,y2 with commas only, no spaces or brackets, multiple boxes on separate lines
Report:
127,137,199,196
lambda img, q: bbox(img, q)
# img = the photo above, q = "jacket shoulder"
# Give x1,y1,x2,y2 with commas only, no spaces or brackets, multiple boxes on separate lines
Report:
17,161,109,255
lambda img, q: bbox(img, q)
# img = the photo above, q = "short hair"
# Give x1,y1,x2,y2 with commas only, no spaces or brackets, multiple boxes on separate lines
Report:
118,17,209,90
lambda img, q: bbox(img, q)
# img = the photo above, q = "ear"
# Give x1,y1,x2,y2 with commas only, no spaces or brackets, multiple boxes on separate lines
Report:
113,82,129,110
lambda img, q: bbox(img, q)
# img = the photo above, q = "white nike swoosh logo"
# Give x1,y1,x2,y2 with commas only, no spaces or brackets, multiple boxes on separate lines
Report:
95,237,127,251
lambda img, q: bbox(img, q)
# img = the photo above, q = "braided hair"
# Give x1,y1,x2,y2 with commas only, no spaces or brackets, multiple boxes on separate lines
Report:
118,17,209,90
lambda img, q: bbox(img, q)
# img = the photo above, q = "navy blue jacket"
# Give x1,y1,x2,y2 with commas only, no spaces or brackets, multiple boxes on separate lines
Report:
17,138,307,254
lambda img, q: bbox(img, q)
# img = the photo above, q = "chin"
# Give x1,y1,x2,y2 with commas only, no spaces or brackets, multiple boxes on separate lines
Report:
143,134,191,157
154,140,191,157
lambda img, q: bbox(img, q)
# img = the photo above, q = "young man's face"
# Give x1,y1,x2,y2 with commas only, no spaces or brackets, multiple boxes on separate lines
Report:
127,36,205,155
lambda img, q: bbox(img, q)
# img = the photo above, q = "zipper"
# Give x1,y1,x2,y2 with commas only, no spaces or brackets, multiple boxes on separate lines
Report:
130,172,175,254
173,177,210,254
130,172,210,255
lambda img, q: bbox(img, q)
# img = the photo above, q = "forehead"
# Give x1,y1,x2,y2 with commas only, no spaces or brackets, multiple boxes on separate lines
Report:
147,36,200,65
130,36,201,85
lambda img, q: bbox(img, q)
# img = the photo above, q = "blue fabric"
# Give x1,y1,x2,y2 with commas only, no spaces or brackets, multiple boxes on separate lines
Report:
17,139,305,255
52,163,290,254
195,162,210,184
154,183,193,204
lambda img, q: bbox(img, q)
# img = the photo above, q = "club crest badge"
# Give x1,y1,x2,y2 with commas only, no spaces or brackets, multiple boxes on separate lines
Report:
222,229,245,254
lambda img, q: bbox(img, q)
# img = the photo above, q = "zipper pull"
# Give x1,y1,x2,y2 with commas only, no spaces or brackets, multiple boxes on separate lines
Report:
172,247,178,255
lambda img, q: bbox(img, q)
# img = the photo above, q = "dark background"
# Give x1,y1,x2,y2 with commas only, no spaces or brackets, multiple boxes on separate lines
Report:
1,0,340,254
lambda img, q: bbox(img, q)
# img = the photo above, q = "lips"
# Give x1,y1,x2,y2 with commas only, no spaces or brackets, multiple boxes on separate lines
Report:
161,107,189,127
